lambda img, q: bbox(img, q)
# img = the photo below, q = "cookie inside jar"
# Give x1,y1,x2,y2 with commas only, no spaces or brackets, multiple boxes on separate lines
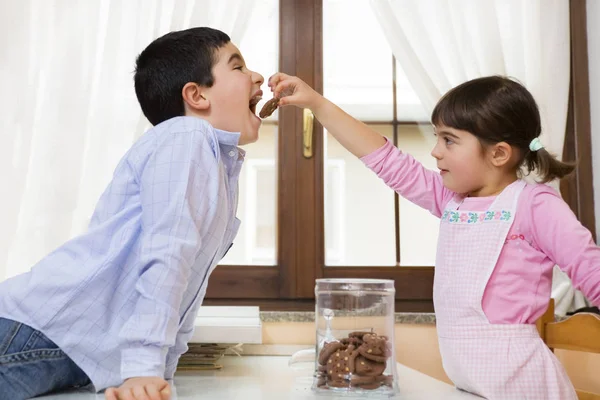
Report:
313,279,398,395
316,331,393,391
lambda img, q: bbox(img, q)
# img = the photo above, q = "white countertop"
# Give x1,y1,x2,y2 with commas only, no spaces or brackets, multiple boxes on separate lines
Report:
38,356,480,399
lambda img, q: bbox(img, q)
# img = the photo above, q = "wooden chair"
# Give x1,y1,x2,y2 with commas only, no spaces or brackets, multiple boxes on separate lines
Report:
536,298,600,400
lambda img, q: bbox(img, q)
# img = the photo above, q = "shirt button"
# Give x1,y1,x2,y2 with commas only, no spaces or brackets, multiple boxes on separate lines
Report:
228,150,236,157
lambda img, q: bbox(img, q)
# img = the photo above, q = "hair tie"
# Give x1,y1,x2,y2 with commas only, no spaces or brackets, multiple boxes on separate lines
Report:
529,137,544,152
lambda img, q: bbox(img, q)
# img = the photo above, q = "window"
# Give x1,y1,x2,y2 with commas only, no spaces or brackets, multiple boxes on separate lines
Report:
205,0,595,311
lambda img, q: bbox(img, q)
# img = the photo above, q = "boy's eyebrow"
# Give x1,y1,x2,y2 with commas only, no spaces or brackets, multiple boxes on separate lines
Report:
227,53,244,65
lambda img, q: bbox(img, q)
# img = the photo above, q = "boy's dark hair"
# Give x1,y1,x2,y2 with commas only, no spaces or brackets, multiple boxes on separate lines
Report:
431,76,575,183
134,27,230,126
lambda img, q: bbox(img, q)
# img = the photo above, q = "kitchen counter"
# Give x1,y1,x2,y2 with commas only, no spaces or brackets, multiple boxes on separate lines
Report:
260,312,436,324
38,355,478,399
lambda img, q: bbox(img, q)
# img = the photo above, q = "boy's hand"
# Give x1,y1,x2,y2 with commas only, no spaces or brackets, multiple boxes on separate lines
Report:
105,377,171,400
268,73,326,112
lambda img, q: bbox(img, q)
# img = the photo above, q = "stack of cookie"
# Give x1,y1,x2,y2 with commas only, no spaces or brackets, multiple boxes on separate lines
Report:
317,331,393,390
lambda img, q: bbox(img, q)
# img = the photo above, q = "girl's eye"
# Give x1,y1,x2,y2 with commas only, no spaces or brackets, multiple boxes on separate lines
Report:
234,66,243,71
444,137,454,145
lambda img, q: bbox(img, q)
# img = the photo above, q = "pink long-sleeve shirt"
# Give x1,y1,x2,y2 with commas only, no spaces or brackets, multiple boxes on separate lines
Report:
361,139,600,323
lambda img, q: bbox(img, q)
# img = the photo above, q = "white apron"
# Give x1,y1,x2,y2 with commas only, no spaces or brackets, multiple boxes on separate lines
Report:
433,180,576,399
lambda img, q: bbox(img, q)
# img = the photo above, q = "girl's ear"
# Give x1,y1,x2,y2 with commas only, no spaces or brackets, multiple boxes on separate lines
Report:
489,142,513,167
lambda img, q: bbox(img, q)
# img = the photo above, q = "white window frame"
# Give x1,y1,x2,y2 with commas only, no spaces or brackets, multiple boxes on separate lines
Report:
244,158,346,265
324,159,346,265
245,159,277,264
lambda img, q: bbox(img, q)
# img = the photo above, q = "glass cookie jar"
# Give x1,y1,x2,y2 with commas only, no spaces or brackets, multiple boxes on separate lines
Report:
313,279,399,397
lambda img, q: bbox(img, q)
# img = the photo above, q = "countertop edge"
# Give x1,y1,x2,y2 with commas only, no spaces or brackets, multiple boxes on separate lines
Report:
260,311,436,324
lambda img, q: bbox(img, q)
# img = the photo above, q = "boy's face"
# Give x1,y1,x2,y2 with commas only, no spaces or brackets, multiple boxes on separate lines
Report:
201,42,264,145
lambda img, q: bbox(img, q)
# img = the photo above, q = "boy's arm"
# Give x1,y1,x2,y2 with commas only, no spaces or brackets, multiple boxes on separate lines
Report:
164,310,196,379
117,126,217,381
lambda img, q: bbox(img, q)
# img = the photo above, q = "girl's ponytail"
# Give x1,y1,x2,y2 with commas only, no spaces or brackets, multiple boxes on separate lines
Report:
524,139,576,183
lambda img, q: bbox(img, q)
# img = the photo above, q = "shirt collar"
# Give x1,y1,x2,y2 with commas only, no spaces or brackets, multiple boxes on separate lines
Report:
213,128,240,146
213,128,246,159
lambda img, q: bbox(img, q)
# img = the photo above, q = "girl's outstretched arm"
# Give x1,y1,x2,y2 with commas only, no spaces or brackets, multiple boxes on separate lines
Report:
268,73,454,217
269,72,386,158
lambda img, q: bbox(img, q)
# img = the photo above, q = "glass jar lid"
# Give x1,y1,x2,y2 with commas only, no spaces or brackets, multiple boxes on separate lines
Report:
315,278,395,294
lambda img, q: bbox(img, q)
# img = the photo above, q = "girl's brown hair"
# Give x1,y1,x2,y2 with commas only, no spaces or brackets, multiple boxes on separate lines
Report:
431,76,575,183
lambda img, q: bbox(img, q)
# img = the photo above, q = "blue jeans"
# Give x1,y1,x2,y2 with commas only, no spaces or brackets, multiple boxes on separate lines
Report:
0,317,90,399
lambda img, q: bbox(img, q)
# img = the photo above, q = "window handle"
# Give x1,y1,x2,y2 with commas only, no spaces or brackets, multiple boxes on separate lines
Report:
303,108,314,158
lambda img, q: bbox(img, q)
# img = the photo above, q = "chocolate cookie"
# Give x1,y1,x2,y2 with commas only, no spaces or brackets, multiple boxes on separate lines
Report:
358,333,391,362
327,380,350,388
376,374,394,385
318,341,343,365
348,331,372,340
350,374,382,390
326,344,358,380
358,349,388,363
350,374,376,385
354,355,387,376
357,381,382,390
316,331,394,391
340,336,362,347
259,97,279,118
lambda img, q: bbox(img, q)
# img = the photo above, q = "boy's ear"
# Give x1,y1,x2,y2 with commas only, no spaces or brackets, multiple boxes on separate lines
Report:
489,141,513,167
182,82,210,111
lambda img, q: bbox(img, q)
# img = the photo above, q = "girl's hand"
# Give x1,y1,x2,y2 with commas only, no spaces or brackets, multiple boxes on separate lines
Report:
268,73,326,112
269,72,385,158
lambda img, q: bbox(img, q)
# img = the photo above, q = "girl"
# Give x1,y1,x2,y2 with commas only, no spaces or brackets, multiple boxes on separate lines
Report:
268,73,600,399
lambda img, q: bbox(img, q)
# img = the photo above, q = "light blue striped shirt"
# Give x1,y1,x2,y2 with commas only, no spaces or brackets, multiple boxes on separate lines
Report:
0,117,243,391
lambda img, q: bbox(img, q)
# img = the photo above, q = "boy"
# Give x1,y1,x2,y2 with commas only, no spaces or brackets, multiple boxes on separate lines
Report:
0,27,264,400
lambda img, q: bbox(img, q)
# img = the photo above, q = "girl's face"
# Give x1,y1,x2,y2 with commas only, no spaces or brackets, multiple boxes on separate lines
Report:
430,125,493,196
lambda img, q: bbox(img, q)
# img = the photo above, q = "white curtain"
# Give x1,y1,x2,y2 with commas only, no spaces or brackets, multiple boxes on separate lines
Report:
370,0,570,157
370,0,589,315
0,0,257,280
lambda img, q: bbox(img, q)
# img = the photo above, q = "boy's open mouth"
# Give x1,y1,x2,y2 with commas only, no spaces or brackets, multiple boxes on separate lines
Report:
249,94,262,115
